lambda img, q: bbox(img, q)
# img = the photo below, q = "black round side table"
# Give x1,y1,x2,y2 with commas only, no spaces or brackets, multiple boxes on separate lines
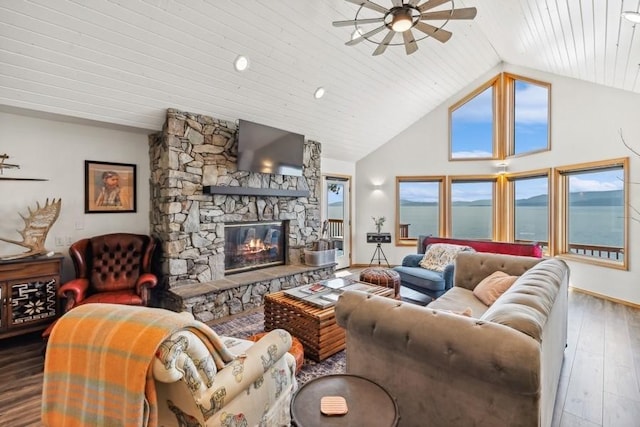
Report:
291,374,399,427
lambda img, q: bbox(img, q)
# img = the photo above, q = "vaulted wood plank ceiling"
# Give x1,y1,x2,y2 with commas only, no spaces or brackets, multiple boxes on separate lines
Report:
0,1,638,161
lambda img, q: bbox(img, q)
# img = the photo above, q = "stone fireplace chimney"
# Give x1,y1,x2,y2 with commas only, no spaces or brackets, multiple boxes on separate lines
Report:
148,109,324,298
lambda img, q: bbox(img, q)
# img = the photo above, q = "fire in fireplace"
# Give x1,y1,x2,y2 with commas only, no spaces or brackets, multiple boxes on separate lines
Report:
224,221,286,274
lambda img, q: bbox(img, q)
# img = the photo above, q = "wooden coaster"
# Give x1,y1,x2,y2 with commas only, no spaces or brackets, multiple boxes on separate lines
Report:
320,396,348,416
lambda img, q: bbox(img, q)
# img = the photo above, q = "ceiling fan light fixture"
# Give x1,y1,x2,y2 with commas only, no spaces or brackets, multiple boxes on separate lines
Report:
332,0,477,56
391,9,413,32
621,11,640,24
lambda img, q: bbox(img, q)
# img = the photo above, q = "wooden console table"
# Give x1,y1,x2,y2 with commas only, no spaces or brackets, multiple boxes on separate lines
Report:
264,283,393,361
0,254,63,339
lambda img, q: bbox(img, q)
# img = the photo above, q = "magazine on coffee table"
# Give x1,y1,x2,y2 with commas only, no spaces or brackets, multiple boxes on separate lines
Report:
303,291,343,309
323,277,357,289
340,282,380,293
283,277,360,307
284,283,329,301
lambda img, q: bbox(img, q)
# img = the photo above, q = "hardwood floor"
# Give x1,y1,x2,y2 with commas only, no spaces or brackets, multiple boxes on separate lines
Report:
0,332,46,427
1,287,639,427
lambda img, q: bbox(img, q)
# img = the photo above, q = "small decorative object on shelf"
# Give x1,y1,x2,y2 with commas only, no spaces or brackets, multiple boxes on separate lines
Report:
372,216,386,234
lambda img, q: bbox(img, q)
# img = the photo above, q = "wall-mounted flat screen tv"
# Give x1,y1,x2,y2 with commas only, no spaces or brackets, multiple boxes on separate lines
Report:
237,119,304,177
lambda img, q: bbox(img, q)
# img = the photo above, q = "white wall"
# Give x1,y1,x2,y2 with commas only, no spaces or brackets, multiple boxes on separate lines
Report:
0,112,151,278
355,63,640,305
322,158,355,178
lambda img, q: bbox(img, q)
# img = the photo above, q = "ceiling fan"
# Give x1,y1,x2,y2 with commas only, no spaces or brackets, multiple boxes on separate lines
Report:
332,0,477,56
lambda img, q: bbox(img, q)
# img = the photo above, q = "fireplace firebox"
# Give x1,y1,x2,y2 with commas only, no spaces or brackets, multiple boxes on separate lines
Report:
224,221,286,274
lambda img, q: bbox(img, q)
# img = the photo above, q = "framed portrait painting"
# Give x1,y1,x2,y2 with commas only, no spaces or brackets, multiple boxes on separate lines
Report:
85,160,137,213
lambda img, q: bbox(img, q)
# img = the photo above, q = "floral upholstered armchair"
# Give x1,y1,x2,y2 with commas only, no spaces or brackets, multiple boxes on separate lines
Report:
42,303,297,427
153,328,297,426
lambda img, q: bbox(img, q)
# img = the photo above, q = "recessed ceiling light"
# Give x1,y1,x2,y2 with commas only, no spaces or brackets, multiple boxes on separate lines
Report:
234,55,249,72
314,87,326,99
621,11,640,24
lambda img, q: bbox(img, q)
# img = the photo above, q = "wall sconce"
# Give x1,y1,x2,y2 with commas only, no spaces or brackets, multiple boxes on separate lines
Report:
371,178,384,190
497,163,508,175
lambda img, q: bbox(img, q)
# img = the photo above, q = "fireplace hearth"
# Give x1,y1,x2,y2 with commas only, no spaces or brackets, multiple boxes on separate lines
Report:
224,221,287,274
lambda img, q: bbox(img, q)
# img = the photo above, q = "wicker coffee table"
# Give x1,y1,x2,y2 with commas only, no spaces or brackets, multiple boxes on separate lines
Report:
264,283,393,361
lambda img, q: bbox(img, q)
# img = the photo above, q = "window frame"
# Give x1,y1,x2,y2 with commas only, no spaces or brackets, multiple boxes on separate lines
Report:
447,175,499,240
395,176,446,246
504,73,552,158
505,169,552,254
448,76,501,161
554,158,629,270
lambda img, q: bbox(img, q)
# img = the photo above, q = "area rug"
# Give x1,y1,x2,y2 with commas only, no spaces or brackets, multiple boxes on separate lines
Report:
208,309,346,385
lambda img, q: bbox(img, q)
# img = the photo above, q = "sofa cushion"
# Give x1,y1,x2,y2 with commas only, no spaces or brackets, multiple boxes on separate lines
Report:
419,243,473,272
479,258,566,342
393,265,445,291
473,271,518,306
427,287,490,318
454,252,542,291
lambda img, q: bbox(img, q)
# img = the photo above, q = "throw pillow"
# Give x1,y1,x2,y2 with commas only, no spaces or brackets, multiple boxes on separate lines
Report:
473,271,519,306
419,243,473,272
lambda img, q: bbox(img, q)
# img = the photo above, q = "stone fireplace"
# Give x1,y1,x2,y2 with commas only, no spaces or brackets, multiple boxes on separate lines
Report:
148,109,335,321
224,220,287,274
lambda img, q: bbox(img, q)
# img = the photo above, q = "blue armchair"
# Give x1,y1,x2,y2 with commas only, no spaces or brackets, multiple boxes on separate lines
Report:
393,254,456,300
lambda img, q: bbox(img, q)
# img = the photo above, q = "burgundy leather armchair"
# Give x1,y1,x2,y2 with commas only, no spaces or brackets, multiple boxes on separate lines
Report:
58,233,158,311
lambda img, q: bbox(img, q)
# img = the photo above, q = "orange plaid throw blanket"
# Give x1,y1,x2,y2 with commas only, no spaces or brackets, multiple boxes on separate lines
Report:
42,303,234,427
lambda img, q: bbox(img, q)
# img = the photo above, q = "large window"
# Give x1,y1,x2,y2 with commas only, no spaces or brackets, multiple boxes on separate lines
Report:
449,178,496,239
506,74,550,156
507,172,550,252
396,177,444,245
449,73,551,160
449,77,497,160
409,73,629,270
555,159,628,268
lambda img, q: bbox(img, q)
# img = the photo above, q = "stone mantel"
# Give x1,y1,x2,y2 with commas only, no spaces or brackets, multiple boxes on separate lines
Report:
203,185,310,198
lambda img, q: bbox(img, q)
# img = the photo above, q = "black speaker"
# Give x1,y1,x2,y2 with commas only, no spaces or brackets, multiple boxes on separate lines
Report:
366,233,391,243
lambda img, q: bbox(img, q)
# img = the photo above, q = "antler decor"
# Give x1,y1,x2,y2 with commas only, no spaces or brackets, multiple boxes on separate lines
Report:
0,198,61,260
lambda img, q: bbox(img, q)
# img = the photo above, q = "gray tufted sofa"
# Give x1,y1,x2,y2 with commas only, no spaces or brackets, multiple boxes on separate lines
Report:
335,252,569,427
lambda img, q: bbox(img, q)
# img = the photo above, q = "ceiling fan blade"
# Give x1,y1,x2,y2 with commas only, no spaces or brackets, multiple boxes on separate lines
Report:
346,24,387,46
390,0,403,6
402,29,418,55
333,17,385,27
420,7,478,20
344,0,389,14
372,30,396,56
408,0,421,5
417,0,451,13
414,21,452,43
